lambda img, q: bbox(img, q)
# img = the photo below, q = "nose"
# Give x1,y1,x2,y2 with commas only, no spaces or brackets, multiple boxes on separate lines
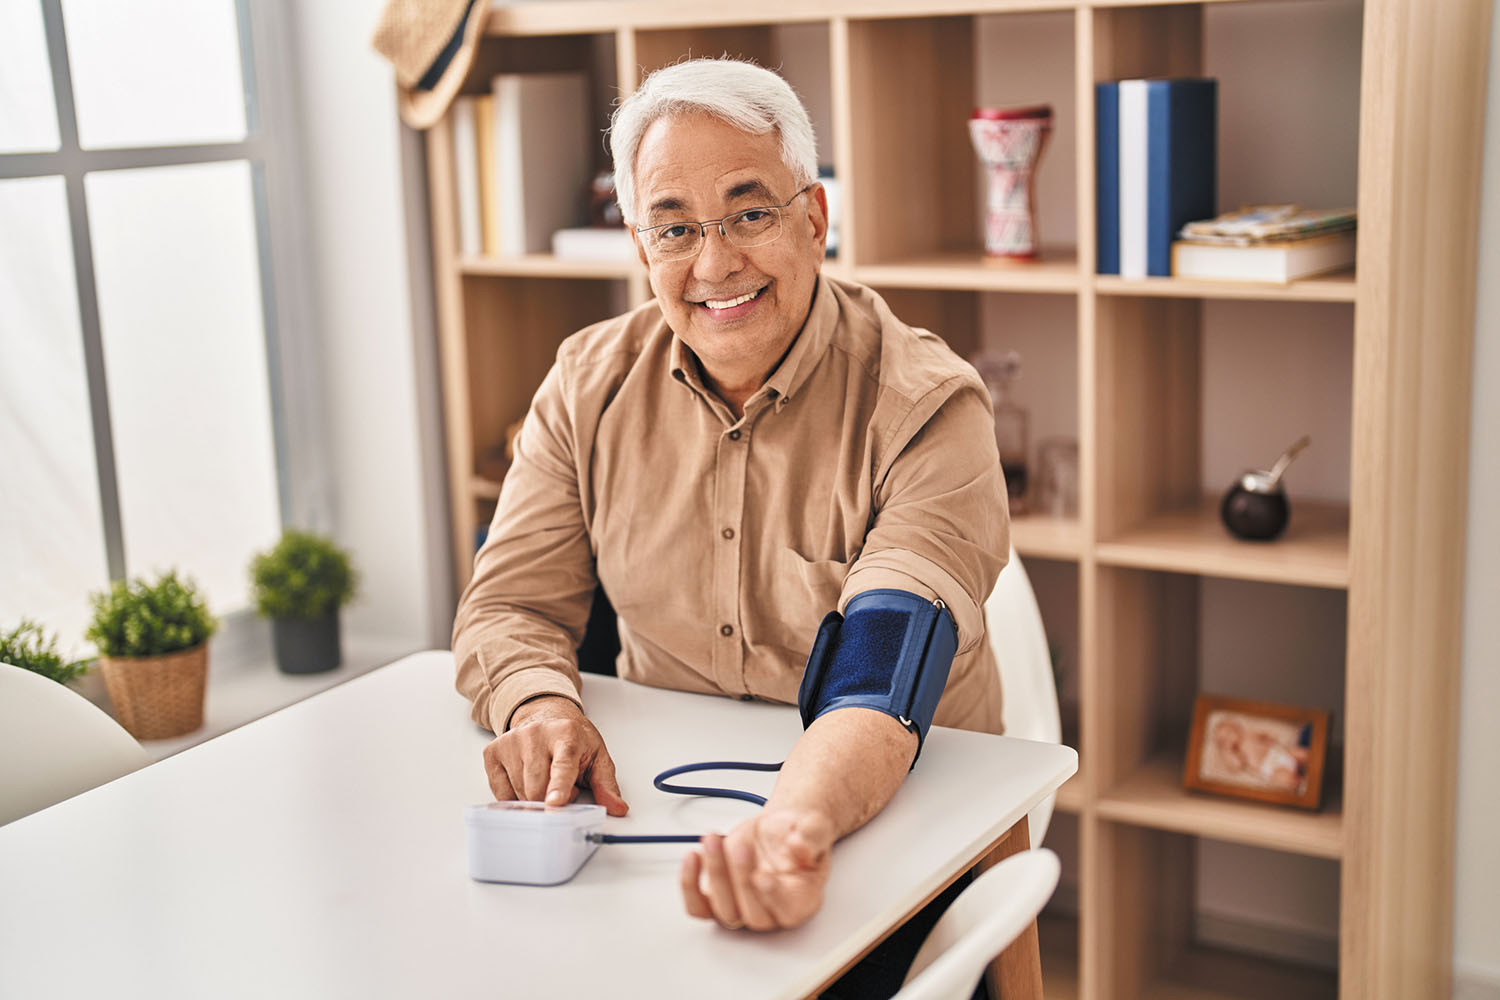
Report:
691,223,745,284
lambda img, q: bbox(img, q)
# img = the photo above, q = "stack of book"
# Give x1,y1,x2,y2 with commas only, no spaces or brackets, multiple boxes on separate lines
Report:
1096,77,1217,278
451,73,606,259
1172,205,1357,283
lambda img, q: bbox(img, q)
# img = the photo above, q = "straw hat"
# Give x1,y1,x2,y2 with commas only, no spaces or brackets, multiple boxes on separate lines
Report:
371,0,494,130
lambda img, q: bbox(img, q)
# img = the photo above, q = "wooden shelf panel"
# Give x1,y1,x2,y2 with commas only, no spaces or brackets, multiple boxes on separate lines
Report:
1010,513,1084,562
486,0,1078,36
1095,497,1349,590
1096,754,1343,860
1038,911,1080,1000
486,0,1311,37
1093,268,1356,303
459,253,637,280
1054,760,1086,815
471,476,504,500
855,248,1080,294
1143,945,1337,1000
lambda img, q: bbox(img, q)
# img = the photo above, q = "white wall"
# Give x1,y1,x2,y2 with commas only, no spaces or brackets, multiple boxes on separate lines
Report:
1453,2,1500,994
280,0,447,651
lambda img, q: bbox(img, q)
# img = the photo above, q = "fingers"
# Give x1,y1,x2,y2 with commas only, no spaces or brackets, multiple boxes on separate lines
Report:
725,836,777,932
680,850,713,920
699,833,745,929
546,746,582,806
521,744,553,802
483,743,518,801
585,747,629,816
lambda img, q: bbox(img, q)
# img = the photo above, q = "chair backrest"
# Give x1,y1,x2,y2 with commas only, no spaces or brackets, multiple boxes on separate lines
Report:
0,662,150,826
985,547,1062,845
894,848,1062,1000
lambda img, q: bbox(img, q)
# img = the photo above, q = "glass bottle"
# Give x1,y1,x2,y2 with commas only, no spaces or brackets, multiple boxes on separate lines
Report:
972,350,1030,514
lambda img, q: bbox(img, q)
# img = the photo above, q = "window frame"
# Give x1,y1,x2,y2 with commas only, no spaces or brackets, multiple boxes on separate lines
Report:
0,0,330,664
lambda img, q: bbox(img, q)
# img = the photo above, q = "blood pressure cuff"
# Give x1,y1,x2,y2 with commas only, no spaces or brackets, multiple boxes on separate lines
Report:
796,588,959,766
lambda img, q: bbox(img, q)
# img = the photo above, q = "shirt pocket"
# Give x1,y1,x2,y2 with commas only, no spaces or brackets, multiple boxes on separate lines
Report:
764,547,850,656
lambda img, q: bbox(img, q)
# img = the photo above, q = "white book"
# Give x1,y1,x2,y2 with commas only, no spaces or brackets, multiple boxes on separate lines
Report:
1117,80,1149,280
451,97,481,258
551,227,637,262
1171,231,1356,283
494,73,591,256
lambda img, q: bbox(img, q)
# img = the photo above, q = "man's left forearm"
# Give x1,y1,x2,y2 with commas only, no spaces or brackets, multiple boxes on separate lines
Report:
767,707,919,839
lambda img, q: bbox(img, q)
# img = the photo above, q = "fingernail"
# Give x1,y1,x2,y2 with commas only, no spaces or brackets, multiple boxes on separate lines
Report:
546,790,563,805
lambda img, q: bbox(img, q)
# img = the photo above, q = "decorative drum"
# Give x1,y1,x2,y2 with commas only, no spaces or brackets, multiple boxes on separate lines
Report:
968,105,1053,258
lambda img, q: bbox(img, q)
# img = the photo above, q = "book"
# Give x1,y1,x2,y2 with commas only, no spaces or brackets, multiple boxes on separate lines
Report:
1097,78,1217,277
493,72,591,256
1171,230,1356,283
1179,204,1356,246
451,96,482,258
1095,84,1120,275
474,93,500,257
551,227,637,262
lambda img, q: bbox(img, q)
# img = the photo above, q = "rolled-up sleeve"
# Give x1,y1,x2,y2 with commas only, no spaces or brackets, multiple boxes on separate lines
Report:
839,376,1010,654
451,356,595,734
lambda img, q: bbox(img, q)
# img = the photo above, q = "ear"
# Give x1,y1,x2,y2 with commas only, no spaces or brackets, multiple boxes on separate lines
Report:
806,183,830,252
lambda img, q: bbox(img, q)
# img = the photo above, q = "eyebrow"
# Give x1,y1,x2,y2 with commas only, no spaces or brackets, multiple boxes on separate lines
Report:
644,180,778,223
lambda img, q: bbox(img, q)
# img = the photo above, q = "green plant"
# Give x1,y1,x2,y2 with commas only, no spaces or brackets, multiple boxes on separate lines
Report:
85,570,217,658
0,619,90,685
249,530,358,621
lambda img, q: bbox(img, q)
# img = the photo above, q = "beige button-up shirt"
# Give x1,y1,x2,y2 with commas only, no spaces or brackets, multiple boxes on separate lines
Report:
453,275,1009,737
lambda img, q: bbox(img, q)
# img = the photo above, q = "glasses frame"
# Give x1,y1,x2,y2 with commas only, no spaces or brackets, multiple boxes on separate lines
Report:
633,184,815,263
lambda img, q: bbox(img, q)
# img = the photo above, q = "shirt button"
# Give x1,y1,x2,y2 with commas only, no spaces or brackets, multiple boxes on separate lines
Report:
720,624,734,637
728,429,742,441
721,527,735,540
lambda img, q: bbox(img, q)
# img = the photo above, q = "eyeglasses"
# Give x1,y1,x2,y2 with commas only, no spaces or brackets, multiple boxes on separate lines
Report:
634,185,813,263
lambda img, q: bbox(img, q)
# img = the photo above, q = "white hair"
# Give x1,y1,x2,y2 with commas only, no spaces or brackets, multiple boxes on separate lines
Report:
608,58,818,224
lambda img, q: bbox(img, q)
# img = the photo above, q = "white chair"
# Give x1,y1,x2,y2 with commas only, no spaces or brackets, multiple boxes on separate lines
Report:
893,848,1062,1000
0,662,150,826
986,546,1063,846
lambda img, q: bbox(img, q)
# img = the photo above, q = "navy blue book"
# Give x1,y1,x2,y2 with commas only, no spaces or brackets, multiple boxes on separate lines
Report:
1096,78,1217,277
1147,78,1216,276
1096,82,1121,275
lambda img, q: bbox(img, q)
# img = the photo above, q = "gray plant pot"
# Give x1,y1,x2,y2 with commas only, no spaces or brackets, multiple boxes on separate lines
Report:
271,613,341,674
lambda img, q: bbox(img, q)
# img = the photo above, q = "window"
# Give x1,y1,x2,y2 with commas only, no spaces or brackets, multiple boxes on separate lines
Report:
0,0,323,661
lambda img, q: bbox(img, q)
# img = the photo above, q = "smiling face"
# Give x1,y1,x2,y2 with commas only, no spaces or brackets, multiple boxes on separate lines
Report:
630,112,828,404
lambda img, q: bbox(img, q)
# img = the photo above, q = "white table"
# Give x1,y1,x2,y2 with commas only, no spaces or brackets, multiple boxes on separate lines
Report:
0,650,1076,1000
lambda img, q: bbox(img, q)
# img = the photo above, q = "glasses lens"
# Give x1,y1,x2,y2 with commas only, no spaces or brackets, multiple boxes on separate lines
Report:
645,223,702,260
725,207,782,248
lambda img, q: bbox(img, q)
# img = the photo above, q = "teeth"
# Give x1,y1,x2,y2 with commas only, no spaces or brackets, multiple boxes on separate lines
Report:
704,289,760,310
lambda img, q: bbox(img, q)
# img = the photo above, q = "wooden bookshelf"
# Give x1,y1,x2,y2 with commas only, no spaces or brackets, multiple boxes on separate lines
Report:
417,2,1488,997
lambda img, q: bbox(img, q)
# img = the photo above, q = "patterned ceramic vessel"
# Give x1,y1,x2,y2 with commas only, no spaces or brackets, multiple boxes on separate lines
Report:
969,105,1053,258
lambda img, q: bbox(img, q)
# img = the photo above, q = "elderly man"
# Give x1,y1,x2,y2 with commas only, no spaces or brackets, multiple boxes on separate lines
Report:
451,57,1008,958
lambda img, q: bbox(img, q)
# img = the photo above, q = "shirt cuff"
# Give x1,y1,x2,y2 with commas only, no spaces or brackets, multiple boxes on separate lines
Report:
488,666,584,733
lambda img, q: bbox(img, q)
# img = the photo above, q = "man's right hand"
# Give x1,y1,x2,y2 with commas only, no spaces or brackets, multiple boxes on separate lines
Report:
483,695,629,816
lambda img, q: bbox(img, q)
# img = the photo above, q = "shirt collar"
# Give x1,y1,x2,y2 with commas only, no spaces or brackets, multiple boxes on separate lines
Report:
667,273,836,414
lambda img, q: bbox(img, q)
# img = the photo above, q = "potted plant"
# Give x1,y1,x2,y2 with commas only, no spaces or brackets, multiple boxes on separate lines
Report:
249,530,357,675
85,570,217,740
0,619,90,687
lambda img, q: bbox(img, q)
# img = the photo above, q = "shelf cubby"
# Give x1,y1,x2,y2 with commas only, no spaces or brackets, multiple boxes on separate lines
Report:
1095,821,1340,1000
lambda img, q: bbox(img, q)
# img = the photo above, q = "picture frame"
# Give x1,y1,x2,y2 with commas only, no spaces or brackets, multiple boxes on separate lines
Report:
1183,694,1330,810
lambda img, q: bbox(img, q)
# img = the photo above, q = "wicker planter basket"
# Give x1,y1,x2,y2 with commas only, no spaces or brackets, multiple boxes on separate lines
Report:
99,644,208,740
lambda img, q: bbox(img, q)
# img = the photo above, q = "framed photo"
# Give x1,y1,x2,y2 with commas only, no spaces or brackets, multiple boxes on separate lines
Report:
1183,694,1330,810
